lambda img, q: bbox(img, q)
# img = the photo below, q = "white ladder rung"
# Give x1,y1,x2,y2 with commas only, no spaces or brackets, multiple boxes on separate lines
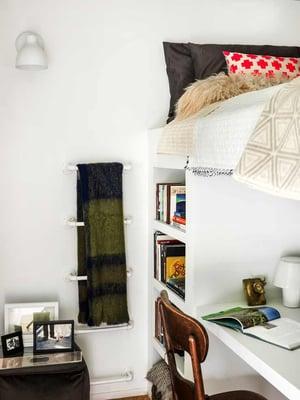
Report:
75,321,134,335
64,162,132,174
90,371,133,385
69,268,132,281
67,217,132,227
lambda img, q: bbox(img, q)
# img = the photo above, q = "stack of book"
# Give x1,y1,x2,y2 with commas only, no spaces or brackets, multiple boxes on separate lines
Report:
154,231,185,299
156,183,186,230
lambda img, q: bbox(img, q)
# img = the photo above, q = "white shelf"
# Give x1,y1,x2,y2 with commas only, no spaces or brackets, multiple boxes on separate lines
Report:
153,220,186,243
153,155,187,170
153,278,185,310
153,337,166,359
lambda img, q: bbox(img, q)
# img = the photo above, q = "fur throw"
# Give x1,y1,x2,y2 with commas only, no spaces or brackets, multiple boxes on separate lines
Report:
175,73,289,121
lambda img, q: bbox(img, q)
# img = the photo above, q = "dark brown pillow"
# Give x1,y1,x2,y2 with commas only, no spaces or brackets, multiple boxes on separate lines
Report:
163,42,194,123
163,42,300,123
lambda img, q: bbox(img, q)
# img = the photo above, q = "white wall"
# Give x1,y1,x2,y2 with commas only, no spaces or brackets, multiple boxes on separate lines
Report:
1,0,300,398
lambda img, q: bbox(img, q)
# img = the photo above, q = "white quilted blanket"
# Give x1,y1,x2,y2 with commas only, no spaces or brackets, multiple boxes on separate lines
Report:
158,85,281,172
159,78,300,199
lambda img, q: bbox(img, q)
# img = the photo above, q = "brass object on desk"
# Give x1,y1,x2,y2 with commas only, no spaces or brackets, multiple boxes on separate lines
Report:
243,277,266,306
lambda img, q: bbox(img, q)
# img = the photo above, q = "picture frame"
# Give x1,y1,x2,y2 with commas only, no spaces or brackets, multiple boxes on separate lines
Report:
1,331,24,358
4,302,59,347
33,320,74,355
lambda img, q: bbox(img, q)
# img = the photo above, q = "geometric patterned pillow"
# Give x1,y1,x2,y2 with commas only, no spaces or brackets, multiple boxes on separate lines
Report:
223,51,300,79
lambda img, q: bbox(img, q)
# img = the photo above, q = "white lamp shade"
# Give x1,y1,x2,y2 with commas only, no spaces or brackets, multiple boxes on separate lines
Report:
15,31,48,70
273,256,300,289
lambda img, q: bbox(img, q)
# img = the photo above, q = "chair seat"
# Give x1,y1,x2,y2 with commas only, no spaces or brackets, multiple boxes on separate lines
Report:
209,390,267,400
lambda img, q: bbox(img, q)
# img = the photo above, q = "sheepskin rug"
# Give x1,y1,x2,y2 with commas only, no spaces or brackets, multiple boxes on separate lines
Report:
175,72,289,121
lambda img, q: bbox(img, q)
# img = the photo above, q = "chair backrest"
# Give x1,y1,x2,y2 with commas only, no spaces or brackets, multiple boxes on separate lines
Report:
158,290,209,400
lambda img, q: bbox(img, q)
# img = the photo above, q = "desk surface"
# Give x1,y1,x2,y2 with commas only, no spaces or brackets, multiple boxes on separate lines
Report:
196,303,300,400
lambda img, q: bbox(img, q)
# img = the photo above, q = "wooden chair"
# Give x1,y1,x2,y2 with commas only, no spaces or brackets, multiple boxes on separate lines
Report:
158,290,267,400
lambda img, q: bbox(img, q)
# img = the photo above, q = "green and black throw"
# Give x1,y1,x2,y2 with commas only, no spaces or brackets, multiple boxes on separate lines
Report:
77,163,129,326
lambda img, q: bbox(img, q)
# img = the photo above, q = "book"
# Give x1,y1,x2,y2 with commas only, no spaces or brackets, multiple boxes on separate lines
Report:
166,255,185,281
202,306,300,350
154,232,181,279
172,215,186,225
160,243,185,283
166,278,185,299
156,183,184,224
153,231,186,299
170,186,186,225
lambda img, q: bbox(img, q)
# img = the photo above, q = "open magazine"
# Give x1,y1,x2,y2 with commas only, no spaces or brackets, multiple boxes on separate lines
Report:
202,307,300,350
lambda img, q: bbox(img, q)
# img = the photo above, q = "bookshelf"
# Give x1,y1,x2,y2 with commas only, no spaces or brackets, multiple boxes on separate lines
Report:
148,127,300,397
152,220,186,243
148,128,189,376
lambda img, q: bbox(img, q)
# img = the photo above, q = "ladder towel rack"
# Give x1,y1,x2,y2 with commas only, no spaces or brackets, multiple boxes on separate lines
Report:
67,217,133,227
90,371,134,386
75,320,134,335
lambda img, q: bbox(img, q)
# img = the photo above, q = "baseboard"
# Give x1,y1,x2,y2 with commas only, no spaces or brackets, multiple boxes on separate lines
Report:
91,386,149,400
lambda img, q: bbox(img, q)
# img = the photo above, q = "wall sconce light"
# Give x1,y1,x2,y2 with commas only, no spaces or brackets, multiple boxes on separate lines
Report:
15,31,48,70
273,256,300,308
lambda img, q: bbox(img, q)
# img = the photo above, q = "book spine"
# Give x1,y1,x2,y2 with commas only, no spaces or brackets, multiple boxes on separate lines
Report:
163,184,168,223
156,184,160,221
169,189,176,226
154,232,159,279
160,185,163,222
157,242,161,280
166,184,171,224
156,239,181,245
166,282,185,299
172,215,186,225
160,244,166,283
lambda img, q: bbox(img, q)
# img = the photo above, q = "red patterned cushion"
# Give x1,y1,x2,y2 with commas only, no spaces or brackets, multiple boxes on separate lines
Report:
223,51,300,78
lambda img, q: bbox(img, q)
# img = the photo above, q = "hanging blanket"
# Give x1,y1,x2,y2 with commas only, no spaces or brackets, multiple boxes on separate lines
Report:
77,163,129,326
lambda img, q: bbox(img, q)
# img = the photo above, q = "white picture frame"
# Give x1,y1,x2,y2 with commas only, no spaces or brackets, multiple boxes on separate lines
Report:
4,302,59,347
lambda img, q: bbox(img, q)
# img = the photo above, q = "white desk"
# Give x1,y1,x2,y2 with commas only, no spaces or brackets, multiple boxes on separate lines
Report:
196,303,300,400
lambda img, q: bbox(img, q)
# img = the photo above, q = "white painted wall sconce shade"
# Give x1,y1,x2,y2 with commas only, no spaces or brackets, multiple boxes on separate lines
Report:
274,256,300,308
15,31,48,70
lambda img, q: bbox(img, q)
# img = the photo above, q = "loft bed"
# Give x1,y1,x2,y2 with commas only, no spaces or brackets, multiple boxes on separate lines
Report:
159,42,300,201
149,42,300,399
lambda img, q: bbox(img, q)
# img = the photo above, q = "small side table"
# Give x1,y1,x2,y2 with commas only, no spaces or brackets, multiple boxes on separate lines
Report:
0,345,90,400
